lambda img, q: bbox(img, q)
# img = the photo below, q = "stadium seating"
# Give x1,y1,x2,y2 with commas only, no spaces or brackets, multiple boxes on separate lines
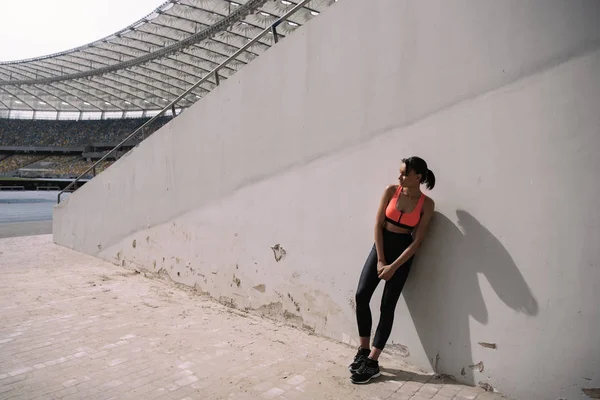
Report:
0,117,168,177
0,117,169,147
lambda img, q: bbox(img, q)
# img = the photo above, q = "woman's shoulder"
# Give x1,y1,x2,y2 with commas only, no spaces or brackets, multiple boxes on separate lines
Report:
383,184,399,196
379,184,398,202
422,194,435,211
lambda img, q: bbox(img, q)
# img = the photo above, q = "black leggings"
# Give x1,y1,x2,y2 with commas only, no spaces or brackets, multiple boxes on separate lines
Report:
355,229,414,350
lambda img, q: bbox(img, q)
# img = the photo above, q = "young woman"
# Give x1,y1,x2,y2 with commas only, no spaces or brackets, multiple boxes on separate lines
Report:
349,156,436,384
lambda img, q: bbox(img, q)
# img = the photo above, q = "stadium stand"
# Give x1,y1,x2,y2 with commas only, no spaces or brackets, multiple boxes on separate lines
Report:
0,155,47,174
0,117,169,147
0,117,168,178
5,155,113,179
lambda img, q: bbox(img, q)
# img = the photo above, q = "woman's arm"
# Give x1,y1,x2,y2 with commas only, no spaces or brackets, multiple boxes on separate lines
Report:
388,197,435,273
374,185,397,262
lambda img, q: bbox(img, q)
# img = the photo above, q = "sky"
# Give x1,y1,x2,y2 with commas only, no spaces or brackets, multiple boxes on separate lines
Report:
0,0,167,62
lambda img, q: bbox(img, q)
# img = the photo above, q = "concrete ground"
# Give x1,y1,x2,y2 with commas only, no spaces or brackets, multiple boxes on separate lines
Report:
0,235,508,400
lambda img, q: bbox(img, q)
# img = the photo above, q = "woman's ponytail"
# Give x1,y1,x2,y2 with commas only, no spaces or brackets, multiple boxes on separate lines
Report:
424,169,436,190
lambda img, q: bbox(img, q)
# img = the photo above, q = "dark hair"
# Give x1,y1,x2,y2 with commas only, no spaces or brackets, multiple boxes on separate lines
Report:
402,156,436,190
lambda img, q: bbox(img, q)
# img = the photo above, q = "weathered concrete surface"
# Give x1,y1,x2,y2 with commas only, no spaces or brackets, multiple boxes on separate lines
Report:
0,235,506,400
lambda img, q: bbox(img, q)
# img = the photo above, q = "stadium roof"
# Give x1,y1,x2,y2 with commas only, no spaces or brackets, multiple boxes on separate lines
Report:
0,0,335,120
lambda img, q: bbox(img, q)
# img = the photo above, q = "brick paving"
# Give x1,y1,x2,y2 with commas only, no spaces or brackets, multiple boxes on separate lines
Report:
0,235,508,400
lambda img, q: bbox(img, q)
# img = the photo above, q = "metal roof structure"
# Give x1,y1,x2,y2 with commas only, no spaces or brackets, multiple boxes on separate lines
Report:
0,0,336,120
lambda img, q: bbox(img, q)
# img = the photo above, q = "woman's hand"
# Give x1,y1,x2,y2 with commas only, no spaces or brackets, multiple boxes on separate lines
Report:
378,265,396,281
377,260,386,275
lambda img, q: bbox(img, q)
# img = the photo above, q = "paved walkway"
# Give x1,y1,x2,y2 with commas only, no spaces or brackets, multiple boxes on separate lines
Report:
0,235,507,400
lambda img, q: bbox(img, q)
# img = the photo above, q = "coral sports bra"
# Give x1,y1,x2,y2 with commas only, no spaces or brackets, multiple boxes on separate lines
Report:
385,186,425,231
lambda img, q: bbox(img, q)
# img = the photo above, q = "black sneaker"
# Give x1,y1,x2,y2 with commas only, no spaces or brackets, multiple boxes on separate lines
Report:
350,357,381,384
348,347,370,373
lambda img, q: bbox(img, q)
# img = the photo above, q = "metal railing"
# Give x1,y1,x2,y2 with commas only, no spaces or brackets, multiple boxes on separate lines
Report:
57,0,314,204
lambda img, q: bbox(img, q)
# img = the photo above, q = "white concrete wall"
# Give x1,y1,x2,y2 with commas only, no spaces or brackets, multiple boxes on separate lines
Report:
54,0,600,399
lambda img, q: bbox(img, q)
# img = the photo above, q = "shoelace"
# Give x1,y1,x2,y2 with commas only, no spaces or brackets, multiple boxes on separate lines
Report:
356,359,375,374
354,348,368,361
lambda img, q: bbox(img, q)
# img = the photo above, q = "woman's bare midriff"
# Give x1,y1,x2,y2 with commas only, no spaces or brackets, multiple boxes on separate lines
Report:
383,221,413,234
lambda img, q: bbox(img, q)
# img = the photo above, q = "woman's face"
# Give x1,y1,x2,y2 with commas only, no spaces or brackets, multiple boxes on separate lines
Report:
398,163,421,188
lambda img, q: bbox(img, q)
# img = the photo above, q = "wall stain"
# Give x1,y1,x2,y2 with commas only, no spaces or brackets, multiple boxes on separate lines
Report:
132,240,136,249
287,293,300,312
478,382,494,392
385,342,410,357
253,284,266,293
192,283,210,296
348,296,356,311
434,373,456,382
283,310,304,326
469,361,484,372
199,274,207,284
302,324,315,335
156,267,172,281
248,302,315,335
218,296,236,308
255,302,283,318
583,388,600,399
233,274,241,287
303,290,343,315
478,342,497,349
461,368,466,376
271,244,287,262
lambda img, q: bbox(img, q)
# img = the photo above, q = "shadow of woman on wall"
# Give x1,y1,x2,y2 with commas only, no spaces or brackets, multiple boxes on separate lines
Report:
402,210,539,385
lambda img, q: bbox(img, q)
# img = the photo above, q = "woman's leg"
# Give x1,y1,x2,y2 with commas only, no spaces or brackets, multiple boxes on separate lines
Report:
370,257,413,357
351,233,413,384
355,244,381,347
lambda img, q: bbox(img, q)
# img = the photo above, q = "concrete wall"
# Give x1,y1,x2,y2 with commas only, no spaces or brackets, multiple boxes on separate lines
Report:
54,0,600,398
